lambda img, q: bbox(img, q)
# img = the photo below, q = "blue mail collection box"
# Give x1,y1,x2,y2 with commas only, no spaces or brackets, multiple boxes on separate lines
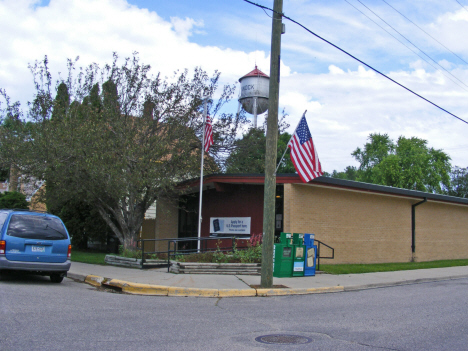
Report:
303,233,317,276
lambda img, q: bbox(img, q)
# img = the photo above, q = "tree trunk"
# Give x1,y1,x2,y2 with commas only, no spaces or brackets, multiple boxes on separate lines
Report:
96,202,145,252
9,165,20,192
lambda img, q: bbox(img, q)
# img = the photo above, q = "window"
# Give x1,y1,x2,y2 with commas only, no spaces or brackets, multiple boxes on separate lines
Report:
0,212,8,229
7,215,68,240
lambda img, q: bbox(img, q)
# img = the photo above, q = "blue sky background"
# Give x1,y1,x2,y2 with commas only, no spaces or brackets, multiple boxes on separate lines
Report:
2,0,468,172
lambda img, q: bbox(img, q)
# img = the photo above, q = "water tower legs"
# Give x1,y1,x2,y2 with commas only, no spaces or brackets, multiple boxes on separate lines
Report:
253,97,258,128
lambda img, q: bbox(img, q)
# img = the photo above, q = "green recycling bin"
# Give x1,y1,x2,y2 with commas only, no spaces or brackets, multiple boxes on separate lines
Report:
292,233,306,277
273,232,293,277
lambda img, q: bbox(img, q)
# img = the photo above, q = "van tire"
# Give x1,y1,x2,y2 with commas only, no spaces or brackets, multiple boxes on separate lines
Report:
50,273,64,283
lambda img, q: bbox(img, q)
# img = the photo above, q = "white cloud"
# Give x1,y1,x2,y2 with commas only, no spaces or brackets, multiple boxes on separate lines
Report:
0,0,277,105
329,65,345,75
278,63,468,171
170,17,204,40
428,8,468,56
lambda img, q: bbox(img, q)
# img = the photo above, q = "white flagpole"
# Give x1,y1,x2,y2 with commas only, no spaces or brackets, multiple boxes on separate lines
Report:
197,99,208,252
275,110,307,173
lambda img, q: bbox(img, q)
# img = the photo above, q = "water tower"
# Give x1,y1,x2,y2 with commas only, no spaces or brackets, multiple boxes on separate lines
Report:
238,66,270,128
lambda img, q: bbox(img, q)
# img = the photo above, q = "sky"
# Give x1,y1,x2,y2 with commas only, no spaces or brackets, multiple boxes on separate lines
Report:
1,0,468,173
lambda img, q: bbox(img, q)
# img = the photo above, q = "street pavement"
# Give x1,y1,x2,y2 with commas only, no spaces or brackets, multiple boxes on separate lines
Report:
67,261,468,297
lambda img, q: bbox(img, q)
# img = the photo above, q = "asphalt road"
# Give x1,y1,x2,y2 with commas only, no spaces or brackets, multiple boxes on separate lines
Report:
1,274,467,351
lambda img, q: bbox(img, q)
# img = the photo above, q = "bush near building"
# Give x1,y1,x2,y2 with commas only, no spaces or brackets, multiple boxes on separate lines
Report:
0,191,29,209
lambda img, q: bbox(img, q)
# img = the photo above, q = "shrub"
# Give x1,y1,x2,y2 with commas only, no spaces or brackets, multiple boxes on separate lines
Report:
118,244,141,259
173,240,262,264
249,233,263,247
0,191,29,209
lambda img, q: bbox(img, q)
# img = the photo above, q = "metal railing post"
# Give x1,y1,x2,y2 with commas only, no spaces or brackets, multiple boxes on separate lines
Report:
141,240,145,269
317,242,321,271
167,241,171,272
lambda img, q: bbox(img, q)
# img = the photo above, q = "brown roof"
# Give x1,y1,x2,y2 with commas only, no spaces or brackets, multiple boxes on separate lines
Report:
179,173,468,206
239,66,269,82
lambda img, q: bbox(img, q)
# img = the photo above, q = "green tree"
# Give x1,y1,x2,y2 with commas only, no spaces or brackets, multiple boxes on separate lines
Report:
226,128,266,173
446,166,468,198
330,166,358,180
0,90,25,187
101,79,120,117
45,84,113,249
351,133,394,183
51,82,70,120
50,199,113,249
0,191,29,209
350,133,451,193
0,53,246,250
85,83,102,111
225,128,295,174
276,132,296,173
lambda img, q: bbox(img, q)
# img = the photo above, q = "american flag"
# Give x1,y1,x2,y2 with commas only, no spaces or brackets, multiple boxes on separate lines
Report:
204,115,213,152
288,115,323,182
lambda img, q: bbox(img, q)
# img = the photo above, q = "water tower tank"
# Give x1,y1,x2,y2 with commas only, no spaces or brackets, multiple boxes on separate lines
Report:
238,66,269,127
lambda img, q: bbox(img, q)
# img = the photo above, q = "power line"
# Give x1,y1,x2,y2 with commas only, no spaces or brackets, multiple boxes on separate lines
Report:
382,0,468,66
455,0,468,14
242,0,468,126
345,0,468,91
352,0,468,90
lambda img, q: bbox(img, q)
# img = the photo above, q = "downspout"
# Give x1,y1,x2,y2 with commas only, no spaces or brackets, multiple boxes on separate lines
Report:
411,197,427,261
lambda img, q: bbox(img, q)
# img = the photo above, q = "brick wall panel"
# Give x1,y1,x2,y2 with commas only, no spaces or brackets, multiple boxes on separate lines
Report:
287,184,413,264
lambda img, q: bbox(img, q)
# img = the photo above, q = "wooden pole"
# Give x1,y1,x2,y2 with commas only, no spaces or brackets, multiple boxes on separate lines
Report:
261,0,283,288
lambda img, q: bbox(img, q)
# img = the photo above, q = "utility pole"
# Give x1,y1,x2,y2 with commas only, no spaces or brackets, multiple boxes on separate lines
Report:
261,0,283,288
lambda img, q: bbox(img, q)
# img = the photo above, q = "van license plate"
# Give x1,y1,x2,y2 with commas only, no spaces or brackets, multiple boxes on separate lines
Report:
31,246,45,253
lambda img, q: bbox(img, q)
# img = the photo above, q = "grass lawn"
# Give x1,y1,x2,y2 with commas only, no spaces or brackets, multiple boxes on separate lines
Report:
71,250,108,265
320,259,468,275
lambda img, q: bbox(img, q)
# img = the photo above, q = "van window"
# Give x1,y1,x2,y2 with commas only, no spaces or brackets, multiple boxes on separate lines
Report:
7,215,68,240
0,212,8,229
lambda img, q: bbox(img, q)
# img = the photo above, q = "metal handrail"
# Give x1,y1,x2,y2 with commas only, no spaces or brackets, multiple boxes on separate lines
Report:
314,239,334,271
137,236,335,272
136,236,243,271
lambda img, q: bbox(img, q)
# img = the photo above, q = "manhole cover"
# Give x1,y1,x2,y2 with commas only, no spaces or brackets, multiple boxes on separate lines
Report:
255,334,313,345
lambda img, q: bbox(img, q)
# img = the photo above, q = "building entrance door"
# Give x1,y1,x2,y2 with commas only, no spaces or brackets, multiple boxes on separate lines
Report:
178,195,198,252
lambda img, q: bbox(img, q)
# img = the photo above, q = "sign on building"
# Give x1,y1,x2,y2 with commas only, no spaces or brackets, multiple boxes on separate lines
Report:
209,217,251,236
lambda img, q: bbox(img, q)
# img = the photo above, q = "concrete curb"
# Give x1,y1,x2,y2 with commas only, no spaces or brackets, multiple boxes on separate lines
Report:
343,274,468,292
105,279,169,295
66,272,87,282
84,275,106,287
76,274,343,297
256,286,344,296
72,273,468,297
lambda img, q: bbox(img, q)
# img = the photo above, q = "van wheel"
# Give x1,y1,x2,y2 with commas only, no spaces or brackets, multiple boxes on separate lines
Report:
50,273,64,283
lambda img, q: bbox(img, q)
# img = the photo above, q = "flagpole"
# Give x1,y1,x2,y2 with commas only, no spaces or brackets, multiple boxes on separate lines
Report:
275,110,307,173
197,99,208,252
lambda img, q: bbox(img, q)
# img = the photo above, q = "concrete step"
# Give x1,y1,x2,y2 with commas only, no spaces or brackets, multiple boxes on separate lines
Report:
171,262,262,275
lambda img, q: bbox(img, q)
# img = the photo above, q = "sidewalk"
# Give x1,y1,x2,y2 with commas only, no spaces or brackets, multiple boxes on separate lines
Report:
67,262,468,297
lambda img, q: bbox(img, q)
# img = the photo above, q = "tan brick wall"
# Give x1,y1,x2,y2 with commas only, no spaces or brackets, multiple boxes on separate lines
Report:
284,183,414,264
284,183,468,264
415,202,468,262
29,185,47,212
141,198,179,253
141,219,156,252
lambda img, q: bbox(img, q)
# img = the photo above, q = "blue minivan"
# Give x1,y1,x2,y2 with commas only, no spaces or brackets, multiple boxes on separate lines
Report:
0,209,71,283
